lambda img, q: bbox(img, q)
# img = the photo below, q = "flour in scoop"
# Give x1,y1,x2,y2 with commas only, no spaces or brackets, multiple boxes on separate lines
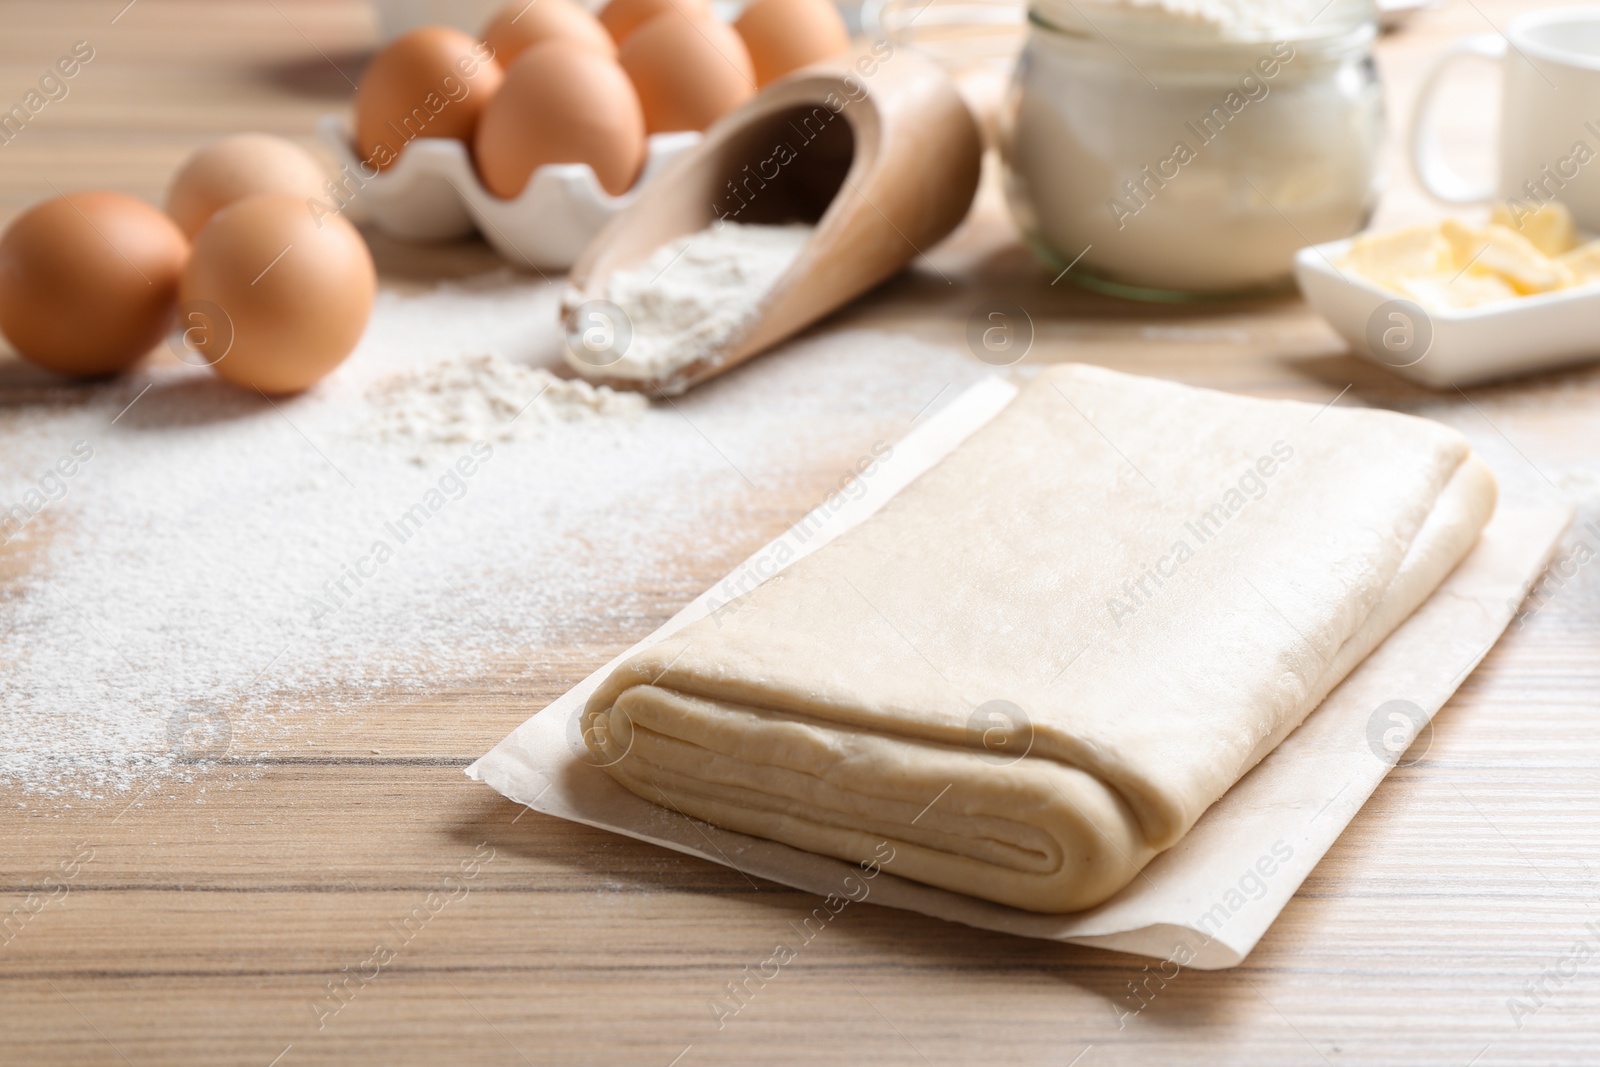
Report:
570,222,812,388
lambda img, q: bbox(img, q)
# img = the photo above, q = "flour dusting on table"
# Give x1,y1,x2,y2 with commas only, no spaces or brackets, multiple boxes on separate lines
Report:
0,272,982,800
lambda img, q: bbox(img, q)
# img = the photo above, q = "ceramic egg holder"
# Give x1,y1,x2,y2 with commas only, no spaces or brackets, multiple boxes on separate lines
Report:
560,48,983,395
316,116,700,269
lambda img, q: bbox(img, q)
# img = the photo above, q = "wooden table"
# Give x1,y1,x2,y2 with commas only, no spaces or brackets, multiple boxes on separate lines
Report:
2,2,1597,1064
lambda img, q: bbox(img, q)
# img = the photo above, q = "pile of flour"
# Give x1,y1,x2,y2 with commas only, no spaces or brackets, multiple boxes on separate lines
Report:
0,272,983,800
368,352,645,453
572,221,812,388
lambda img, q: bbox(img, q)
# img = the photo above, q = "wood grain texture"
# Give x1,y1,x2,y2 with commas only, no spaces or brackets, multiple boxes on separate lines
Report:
3,1,1599,1065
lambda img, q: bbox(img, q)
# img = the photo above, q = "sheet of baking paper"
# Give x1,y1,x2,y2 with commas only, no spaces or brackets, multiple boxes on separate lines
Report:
467,375,1572,969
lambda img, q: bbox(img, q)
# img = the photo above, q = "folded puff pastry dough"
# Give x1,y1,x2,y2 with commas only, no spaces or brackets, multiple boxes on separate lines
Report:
583,365,1497,913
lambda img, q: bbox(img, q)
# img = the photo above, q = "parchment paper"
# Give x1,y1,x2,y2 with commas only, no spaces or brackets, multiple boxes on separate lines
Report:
467,376,1571,969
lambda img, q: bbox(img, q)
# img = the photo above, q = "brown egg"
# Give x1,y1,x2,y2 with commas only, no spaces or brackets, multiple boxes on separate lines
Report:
734,0,849,87
0,192,187,378
619,13,756,133
475,43,646,199
354,26,504,173
165,133,328,238
179,194,375,395
483,0,615,63
599,0,711,43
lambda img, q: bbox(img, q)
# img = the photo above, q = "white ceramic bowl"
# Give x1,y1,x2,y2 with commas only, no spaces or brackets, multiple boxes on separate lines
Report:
1294,237,1600,388
317,116,700,270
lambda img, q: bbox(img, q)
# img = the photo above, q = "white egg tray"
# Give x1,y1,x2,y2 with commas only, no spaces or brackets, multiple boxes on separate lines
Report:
316,116,700,269
1294,237,1600,388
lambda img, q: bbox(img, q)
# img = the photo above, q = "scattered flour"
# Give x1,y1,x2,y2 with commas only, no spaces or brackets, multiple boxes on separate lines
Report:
571,221,812,388
0,271,984,801
368,351,646,453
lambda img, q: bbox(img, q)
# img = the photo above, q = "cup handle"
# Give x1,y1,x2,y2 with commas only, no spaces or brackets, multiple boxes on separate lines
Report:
1409,33,1507,203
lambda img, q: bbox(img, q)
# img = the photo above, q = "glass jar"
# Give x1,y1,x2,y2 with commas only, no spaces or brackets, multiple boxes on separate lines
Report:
1000,0,1383,300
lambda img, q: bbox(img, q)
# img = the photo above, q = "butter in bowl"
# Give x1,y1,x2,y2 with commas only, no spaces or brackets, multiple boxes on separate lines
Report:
1294,202,1600,388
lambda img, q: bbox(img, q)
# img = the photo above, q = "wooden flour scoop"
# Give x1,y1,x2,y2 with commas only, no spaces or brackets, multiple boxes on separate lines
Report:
559,48,983,395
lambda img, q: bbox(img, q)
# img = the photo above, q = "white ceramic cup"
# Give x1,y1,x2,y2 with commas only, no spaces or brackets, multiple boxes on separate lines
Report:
1411,6,1600,229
